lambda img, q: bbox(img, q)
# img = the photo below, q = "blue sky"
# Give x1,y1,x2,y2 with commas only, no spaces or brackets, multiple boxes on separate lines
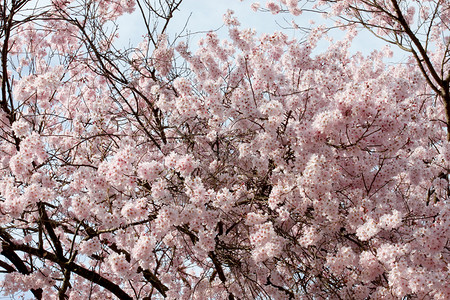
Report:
117,0,408,62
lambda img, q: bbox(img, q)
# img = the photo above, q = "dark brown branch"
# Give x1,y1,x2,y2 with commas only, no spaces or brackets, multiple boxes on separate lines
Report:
390,0,443,87
266,275,295,299
91,233,168,298
38,202,64,257
1,242,132,300
0,259,16,273
209,251,235,300
58,268,71,300
1,0,14,120
0,230,43,300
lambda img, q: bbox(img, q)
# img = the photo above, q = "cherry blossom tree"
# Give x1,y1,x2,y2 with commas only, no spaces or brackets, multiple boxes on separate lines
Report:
0,0,449,299
256,0,450,140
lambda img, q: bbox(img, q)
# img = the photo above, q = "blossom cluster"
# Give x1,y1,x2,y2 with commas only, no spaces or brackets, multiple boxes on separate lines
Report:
0,1,448,299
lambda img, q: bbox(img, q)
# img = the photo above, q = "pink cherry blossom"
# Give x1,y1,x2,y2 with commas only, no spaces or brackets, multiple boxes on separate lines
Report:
0,0,449,299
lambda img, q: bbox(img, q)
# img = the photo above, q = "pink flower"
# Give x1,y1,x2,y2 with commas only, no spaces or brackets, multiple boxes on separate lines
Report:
266,1,281,14
251,2,261,12
356,219,380,241
378,210,403,230
137,161,163,182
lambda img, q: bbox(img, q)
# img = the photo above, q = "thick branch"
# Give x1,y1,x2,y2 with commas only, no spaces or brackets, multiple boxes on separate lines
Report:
0,236,43,300
81,221,168,298
389,0,450,139
390,0,443,87
38,202,64,257
1,242,132,300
